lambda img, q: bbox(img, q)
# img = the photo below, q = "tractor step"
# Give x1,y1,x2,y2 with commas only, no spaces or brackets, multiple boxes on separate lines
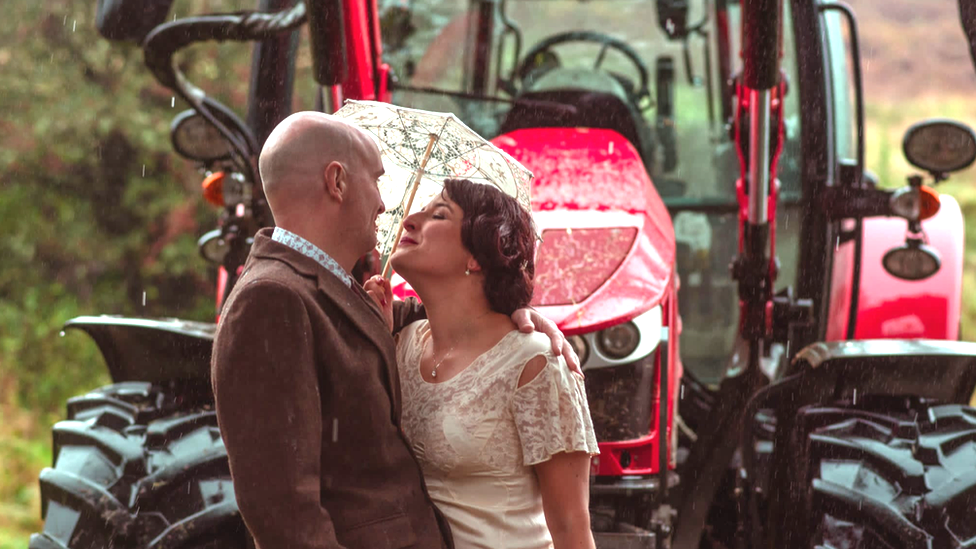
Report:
590,472,679,496
593,530,657,549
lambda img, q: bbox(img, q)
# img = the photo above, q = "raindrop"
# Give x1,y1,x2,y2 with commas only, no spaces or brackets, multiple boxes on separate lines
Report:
171,97,176,108
142,164,146,177
59,330,66,337
72,20,76,33
142,292,147,307
63,15,67,26
853,388,858,405
680,385,684,399
835,236,840,251
332,418,339,442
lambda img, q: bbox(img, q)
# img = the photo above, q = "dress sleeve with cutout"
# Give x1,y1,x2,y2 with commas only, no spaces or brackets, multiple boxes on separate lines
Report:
512,351,600,466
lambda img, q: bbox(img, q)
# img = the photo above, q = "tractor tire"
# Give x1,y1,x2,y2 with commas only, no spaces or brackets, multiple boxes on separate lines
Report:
802,400,976,549
29,382,247,549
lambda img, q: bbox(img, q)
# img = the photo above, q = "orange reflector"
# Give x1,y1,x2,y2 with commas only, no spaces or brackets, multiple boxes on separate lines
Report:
201,172,225,207
919,185,940,221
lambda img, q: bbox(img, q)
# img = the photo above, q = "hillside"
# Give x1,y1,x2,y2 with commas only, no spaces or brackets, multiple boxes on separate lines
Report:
847,0,976,99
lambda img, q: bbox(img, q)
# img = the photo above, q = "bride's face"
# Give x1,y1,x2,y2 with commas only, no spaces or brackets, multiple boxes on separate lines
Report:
390,191,474,280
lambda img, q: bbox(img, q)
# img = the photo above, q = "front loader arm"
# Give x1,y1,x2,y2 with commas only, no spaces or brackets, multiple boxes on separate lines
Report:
307,0,390,105
671,1,785,546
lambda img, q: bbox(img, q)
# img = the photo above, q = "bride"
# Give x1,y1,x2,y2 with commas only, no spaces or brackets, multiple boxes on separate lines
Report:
366,178,599,549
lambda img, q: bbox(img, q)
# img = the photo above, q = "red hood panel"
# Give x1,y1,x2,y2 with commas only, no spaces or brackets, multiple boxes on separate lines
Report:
492,128,676,333
493,128,652,213
532,227,639,307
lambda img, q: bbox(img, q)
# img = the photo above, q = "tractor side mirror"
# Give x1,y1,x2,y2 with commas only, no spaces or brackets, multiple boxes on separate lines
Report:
903,119,976,177
657,0,689,39
306,0,349,86
95,0,176,42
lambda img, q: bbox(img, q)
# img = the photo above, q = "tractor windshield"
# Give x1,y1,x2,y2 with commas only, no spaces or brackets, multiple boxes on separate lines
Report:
379,0,804,382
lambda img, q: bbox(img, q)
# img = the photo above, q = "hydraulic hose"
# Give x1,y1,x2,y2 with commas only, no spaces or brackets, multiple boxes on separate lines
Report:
738,373,802,549
141,3,308,183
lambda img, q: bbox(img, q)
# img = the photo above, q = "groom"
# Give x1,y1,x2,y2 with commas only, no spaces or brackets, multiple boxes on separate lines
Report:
211,111,576,549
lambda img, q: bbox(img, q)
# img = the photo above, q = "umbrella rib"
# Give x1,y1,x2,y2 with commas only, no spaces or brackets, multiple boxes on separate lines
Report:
423,141,489,174
385,146,418,168
436,115,452,136
407,115,456,172
395,109,425,166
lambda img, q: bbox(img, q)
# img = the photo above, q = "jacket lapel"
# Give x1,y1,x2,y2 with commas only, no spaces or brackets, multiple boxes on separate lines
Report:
249,231,402,422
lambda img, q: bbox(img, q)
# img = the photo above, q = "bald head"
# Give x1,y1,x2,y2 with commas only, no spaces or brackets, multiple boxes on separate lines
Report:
259,111,371,219
258,111,387,271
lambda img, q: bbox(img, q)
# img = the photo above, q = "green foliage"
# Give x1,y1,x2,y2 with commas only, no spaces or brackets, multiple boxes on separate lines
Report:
0,0,261,542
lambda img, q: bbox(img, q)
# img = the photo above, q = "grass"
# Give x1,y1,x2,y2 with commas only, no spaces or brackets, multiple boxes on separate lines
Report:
0,380,51,548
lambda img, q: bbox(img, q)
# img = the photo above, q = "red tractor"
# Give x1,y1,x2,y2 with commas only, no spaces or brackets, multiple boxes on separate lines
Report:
32,0,976,548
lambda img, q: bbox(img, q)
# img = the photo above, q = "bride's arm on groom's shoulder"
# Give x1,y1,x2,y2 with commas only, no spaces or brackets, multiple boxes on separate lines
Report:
361,279,582,370
512,308,583,375
535,450,597,549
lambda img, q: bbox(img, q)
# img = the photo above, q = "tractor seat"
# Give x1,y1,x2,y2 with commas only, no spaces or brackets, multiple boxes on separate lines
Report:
500,87,653,169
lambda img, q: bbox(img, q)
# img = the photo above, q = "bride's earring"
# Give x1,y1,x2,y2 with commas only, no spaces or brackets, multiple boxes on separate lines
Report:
465,268,471,276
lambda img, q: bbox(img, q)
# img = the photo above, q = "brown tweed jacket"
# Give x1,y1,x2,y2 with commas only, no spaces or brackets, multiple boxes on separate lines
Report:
212,228,452,549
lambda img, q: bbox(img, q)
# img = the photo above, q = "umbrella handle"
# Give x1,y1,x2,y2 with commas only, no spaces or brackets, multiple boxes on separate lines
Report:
382,133,439,279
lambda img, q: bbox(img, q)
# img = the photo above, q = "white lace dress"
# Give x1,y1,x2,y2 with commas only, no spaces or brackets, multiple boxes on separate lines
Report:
396,320,600,549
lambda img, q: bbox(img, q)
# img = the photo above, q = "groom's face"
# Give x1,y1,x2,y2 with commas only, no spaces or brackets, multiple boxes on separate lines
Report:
343,137,386,255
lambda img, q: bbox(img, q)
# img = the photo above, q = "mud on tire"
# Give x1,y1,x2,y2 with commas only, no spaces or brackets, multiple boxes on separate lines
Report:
800,399,976,549
29,382,246,549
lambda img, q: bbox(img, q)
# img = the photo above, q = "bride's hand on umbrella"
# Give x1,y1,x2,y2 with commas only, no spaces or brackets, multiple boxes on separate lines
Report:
364,275,394,331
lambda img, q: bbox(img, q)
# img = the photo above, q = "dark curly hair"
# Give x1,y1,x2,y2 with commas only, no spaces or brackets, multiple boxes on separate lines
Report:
443,179,535,316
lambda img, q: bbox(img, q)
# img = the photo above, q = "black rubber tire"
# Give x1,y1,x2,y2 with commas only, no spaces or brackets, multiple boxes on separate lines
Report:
801,400,976,549
29,382,247,549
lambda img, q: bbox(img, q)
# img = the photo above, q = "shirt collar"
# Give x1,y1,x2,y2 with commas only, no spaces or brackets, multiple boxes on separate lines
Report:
271,227,353,288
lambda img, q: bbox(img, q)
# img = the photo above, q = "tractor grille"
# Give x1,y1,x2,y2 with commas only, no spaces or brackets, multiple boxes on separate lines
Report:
584,353,656,441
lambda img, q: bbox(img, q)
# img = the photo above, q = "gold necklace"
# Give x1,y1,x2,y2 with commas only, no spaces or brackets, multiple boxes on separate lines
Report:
425,311,493,379
427,340,456,379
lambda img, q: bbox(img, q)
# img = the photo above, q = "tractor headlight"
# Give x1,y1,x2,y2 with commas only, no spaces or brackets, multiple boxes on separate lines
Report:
567,335,589,366
596,321,641,359
575,306,662,370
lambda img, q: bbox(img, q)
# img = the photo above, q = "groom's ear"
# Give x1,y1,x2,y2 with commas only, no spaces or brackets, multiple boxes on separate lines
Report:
323,161,345,203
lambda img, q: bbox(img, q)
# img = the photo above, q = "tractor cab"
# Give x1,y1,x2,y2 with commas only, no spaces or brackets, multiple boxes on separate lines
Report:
380,2,657,140
381,0,729,190
379,0,805,383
